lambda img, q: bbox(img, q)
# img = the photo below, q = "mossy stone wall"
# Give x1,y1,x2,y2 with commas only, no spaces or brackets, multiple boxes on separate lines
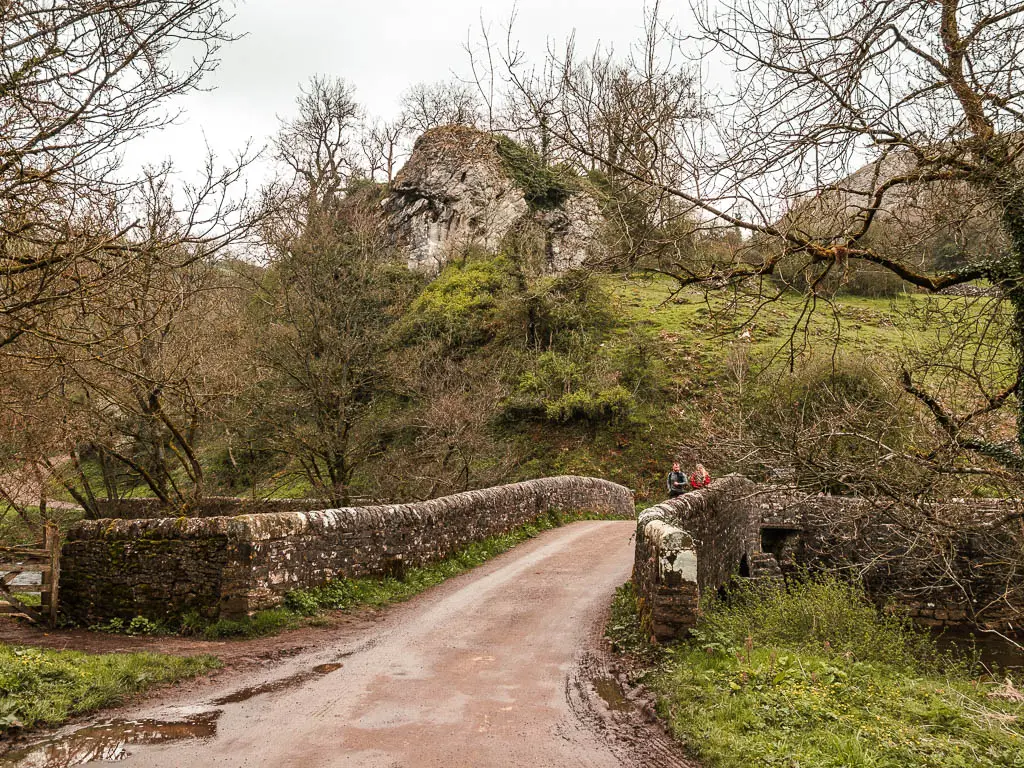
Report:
61,476,634,623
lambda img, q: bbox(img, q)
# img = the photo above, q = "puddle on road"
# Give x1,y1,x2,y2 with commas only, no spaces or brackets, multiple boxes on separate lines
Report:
0,711,218,768
213,660,344,705
1,659,350,767
591,677,634,712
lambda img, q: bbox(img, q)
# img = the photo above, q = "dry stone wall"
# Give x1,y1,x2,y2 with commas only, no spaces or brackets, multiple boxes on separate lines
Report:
61,476,633,624
756,489,1024,632
634,476,762,641
636,479,1024,642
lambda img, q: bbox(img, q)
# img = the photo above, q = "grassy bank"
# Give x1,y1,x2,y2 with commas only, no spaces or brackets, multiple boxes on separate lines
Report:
607,578,1024,768
0,645,218,733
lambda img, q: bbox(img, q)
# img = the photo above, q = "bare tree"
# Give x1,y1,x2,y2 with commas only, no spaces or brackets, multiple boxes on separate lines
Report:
249,78,421,504
495,4,704,268
359,118,409,185
400,80,483,134
5,164,253,513
517,0,1024,467
0,0,238,352
250,199,418,505
274,75,362,213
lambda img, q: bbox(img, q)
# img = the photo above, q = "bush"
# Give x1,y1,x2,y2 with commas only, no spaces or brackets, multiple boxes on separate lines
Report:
502,350,638,425
88,616,163,636
543,386,636,423
525,271,617,347
840,265,911,298
744,358,914,494
193,608,296,640
403,254,518,347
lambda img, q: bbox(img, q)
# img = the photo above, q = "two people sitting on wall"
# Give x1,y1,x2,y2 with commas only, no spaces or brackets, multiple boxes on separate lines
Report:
666,461,711,498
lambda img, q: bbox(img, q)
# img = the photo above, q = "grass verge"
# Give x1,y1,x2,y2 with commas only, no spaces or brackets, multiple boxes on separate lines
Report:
182,509,628,640
0,644,218,733
608,576,1024,768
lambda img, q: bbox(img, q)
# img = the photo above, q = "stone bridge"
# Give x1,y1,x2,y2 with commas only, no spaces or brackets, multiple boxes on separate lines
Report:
634,475,1024,640
57,473,1024,635
61,476,632,624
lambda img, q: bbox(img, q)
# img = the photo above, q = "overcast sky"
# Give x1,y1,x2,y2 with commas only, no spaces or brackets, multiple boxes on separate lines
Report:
124,0,704,180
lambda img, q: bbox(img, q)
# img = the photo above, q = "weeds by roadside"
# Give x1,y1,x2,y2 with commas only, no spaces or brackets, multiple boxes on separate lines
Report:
0,645,218,734
605,582,664,665
609,575,1024,768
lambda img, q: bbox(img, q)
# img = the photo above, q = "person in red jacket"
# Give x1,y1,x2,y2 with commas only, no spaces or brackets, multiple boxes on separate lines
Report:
689,463,711,488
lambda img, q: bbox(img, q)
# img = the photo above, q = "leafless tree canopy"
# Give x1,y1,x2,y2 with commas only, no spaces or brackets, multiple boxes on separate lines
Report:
399,80,483,134
274,75,361,211
0,0,239,350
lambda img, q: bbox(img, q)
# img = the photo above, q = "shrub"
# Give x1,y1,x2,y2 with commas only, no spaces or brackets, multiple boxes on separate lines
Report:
494,135,579,210
502,350,638,425
196,608,296,640
543,386,636,423
403,254,518,347
840,265,911,297
526,271,617,347
88,616,163,636
744,358,915,494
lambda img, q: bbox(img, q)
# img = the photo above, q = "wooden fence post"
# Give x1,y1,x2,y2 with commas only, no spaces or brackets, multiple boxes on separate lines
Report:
42,523,59,627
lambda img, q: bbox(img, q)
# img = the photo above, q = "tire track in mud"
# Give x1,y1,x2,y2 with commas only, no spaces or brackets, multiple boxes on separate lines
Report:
565,650,696,768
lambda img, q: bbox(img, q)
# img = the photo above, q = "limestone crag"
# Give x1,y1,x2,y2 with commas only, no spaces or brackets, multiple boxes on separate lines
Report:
384,125,604,273
536,192,607,273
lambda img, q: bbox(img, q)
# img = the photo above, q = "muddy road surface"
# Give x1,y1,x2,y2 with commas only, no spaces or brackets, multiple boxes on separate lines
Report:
2,520,694,768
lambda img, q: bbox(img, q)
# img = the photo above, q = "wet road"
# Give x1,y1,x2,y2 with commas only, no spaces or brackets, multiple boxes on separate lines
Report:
5,520,693,768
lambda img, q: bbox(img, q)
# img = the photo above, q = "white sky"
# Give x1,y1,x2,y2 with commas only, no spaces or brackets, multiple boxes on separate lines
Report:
123,0,704,181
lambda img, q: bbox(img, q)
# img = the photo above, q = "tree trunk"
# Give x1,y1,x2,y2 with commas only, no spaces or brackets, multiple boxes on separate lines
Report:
1003,204,1024,453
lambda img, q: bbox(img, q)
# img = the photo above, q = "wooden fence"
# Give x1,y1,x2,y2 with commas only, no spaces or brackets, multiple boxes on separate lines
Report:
0,523,59,626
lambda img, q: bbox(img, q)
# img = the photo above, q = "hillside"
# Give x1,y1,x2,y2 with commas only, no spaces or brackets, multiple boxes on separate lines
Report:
33,270,1002,509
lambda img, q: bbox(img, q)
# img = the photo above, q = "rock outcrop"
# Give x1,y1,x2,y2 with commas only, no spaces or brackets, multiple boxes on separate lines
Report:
384,125,605,274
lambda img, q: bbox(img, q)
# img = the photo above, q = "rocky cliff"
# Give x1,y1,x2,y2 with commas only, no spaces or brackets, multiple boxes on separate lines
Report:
384,125,605,273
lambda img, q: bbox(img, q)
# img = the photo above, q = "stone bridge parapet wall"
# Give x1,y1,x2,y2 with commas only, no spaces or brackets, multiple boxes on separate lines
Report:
634,476,760,641
636,480,1024,642
754,488,1024,632
61,476,633,624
